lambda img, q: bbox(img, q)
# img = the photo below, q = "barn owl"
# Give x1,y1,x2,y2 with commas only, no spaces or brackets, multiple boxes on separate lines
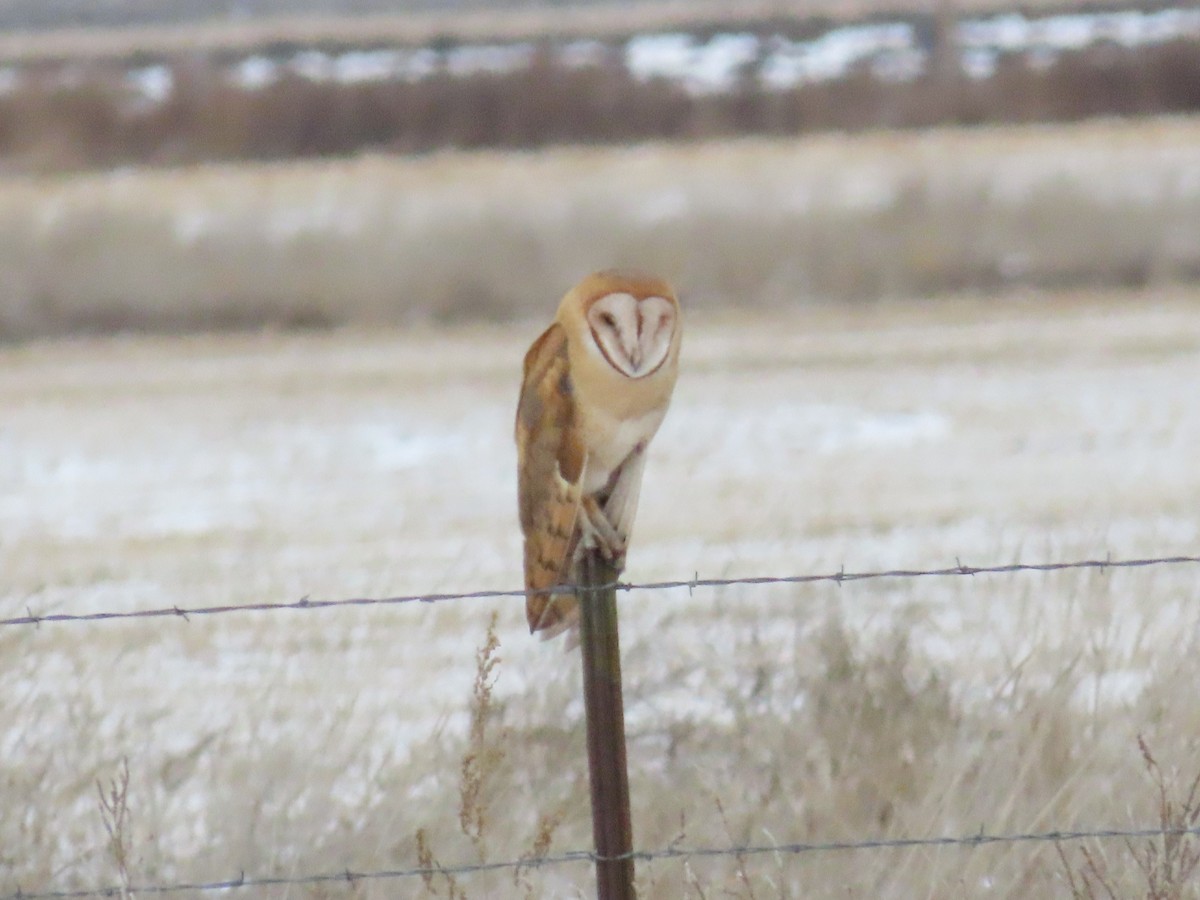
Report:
515,270,682,639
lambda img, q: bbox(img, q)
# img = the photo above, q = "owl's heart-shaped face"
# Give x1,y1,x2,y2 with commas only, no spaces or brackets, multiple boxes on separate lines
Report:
584,292,677,379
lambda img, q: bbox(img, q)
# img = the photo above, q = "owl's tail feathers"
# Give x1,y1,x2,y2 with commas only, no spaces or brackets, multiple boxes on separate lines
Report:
526,586,580,641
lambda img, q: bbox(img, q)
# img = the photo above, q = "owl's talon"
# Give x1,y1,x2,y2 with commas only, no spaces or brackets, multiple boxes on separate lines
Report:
597,536,627,569
604,547,628,573
580,496,626,569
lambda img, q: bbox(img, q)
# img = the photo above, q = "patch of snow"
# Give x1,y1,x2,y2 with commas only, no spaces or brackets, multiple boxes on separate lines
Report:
168,6,1200,100
333,49,433,84
232,55,279,90
961,47,998,80
761,23,917,88
126,64,173,104
626,32,760,94
625,33,693,83
814,410,951,454
957,8,1200,55
394,47,439,82
445,43,535,77
288,49,335,81
348,422,464,471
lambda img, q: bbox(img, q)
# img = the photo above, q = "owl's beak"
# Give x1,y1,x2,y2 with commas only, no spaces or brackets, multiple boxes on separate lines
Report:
624,332,642,372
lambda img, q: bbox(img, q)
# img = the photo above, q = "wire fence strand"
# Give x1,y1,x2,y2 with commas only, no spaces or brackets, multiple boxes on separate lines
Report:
7,552,1200,899
4,553,1199,629
7,825,1200,899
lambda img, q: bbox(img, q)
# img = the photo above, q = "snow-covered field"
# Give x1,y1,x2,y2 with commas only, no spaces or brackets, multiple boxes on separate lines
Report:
4,294,1200,896
5,4,1198,108
106,6,1200,102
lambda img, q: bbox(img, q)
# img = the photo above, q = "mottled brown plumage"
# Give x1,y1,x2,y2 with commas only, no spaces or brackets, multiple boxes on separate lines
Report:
516,323,585,635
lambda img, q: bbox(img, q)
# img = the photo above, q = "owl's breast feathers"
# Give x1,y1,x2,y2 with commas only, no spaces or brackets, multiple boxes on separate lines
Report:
515,323,585,636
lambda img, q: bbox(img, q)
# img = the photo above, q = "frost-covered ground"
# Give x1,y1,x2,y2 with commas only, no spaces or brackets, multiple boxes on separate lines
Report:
3,295,1200,895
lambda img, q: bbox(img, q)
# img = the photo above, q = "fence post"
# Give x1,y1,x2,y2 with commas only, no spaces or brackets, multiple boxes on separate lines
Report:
578,550,636,900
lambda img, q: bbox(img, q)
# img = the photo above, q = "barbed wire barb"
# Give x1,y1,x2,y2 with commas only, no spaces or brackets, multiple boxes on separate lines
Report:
4,554,1199,630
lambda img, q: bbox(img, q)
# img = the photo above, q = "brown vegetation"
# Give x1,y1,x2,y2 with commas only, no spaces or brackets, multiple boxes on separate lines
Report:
1,36,1199,173
1,118,1198,341
0,1,1137,62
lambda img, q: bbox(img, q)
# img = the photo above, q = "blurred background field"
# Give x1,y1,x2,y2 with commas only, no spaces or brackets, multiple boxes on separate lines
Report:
0,1,1197,339
3,0,1200,898
2,118,1200,339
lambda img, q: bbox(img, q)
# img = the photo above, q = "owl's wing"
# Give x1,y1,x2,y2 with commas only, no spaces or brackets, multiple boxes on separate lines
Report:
600,447,648,557
516,323,586,638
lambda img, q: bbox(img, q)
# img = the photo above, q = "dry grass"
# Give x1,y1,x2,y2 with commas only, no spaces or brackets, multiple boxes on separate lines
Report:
96,759,133,900
9,580,1200,897
2,118,1200,340
3,297,1200,896
1058,737,1200,900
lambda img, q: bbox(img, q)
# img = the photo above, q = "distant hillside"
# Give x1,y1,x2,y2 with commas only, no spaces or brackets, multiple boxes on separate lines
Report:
0,0,700,31
0,1,1194,174
3,0,448,31
0,0,1164,33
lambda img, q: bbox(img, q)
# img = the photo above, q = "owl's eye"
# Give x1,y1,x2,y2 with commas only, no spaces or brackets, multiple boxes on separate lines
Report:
599,312,617,328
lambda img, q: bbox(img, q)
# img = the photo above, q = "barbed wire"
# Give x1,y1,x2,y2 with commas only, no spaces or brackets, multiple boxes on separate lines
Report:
6,553,1200,897
7,824,1200,899
4,553,1199,630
